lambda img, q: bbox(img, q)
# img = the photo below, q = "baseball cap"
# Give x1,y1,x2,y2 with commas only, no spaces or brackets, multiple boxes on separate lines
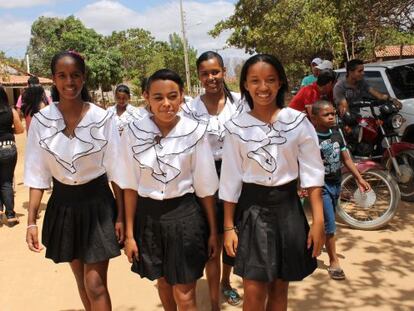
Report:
311,58,323,65
316,60,333,70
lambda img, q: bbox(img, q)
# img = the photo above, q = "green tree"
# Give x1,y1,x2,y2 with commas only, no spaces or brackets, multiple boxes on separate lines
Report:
27,16,122,91
163,33,198,90
210,0,414,83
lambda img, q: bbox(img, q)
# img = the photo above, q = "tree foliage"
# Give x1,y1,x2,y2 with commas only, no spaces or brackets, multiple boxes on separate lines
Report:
210,0,414,83
26,16,198,94
27,16,123,91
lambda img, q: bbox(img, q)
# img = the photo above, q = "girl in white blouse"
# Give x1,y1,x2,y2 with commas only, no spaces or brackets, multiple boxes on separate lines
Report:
25,51,124,311
181,51,247,309
114,69,218,311
219,54,325,310
107,84,148,135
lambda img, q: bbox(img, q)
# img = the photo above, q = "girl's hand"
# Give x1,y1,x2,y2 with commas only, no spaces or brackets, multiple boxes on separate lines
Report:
357,178,371,193
124,237,139,263
307,221,325,258
26,226,43,253
224,229,238,257
115,220,125,244
208,234,218,260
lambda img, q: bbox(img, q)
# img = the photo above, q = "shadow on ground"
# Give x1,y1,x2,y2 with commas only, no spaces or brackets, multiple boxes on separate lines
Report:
291,202,414,310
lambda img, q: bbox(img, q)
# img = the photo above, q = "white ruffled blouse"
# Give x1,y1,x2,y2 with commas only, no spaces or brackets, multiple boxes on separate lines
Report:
113,115,219,200
24,102,120,188
107,104,149,133
181,92,249,161
219,107,325,203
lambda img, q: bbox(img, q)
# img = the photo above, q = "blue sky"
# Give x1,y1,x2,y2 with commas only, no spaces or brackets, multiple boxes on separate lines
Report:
0,0,241,59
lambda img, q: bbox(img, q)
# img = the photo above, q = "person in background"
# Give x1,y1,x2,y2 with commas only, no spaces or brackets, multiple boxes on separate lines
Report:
333,59,402,116
311,100,371,280
289,69,336,116
107,84,148,135
21,83,49,132
16,76,52,116
300,57,323,87
0,85,24,225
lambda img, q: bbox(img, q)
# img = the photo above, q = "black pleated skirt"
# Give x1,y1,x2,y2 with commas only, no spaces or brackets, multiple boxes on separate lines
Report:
233,180,316,282
132,193,208,285
42,174,121,264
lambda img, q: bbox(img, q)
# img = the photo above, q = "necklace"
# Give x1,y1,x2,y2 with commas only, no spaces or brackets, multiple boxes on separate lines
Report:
61,102,86,139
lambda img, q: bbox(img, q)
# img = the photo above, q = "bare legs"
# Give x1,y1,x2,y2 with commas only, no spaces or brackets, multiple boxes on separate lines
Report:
243,279,289,311
206,235,236,311
70,259,111,311
157,278,197,311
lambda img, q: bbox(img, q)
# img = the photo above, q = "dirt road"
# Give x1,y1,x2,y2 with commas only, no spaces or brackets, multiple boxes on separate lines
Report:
0,134,413,311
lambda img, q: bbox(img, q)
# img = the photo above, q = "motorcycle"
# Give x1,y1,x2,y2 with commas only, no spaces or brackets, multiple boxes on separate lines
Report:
334,101,403,230
340,99,414,202
338,160,400,230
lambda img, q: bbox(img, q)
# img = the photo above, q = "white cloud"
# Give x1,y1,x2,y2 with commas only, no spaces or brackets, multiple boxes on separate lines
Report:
0,0,248,60
0,0,55,8
76,0,247,58
0,15,31,57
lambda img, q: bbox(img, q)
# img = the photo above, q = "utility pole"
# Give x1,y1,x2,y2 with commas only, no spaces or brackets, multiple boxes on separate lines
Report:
179,0,191,94
26,54,30,74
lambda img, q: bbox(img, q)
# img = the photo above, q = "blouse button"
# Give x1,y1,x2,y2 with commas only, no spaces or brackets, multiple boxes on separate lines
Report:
74,181,77,184
268,177,271,181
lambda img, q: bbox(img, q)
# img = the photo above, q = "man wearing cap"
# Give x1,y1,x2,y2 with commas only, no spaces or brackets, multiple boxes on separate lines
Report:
300,57,323,87
290,69,337,116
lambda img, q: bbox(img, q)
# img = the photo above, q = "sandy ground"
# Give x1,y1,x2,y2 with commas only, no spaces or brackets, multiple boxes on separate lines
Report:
0,133,413,311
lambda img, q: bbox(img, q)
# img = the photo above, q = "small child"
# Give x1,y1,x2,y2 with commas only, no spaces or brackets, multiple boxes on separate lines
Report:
311,100,371,280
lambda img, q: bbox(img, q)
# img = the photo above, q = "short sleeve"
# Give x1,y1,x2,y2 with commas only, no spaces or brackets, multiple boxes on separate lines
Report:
24,117,52,188
289,88,306,112
337,132,347,151
219,131,244,203
298,118,325,188
16,95,22,109
360,79,371,93
102,115,121,182
110,126,140,191
191,135,219,197
333,82,345,105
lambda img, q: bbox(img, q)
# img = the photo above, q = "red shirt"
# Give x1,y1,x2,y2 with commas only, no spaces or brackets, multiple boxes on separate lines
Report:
289,82,323,114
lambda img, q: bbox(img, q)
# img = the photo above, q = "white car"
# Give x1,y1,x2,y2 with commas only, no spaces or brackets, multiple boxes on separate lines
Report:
336,58,414,142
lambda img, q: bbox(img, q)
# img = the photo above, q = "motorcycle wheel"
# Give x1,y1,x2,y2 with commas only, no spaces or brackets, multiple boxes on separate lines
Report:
338,169,401,230
386,150,414,202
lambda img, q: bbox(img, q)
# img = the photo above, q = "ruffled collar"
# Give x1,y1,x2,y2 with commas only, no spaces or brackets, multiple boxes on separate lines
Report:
225,108,307,172
181,92,244,122
127,115,207,183
33,102,112,173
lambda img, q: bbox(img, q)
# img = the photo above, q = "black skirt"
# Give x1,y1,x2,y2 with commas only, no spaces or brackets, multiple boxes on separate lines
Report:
132,193,208,285
42,174,121,264
233,180,316,282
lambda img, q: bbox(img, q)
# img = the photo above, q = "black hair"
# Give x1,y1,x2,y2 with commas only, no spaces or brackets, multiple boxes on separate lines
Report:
316,69,337,86
27,76,40,86
22,85,48,117
140,77,148,94
196,51,234,103
50,50,91,102
0,85,11,113
145,69,184,93
346,59,364,74
311,100,333,116
239,54,288,109
115,84,130,97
